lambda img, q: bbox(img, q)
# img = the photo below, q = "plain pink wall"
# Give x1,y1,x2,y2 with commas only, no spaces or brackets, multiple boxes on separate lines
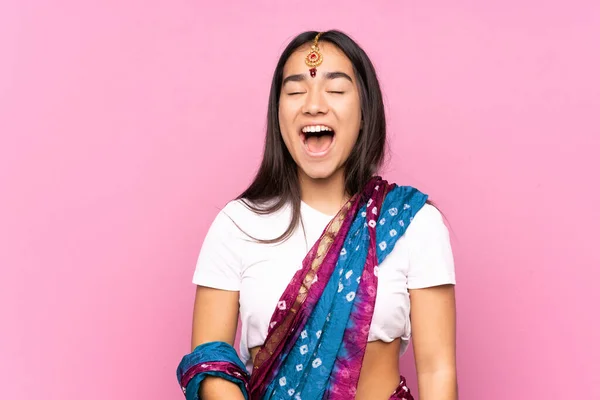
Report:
1,1,599,398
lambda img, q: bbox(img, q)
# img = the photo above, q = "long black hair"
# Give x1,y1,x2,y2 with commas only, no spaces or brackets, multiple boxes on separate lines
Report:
237,30,387,243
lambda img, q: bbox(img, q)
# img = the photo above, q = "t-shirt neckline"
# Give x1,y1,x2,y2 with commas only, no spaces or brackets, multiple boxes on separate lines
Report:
300,200,337,219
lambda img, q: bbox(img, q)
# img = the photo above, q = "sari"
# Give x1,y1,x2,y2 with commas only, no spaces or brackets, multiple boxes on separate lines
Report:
178,177,427,400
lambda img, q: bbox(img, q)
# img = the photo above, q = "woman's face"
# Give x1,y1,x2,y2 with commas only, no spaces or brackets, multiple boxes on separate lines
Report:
278,41,362,182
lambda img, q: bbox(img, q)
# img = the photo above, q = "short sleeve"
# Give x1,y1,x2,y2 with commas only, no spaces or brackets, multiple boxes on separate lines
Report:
406,203,456,289
192,207,243,291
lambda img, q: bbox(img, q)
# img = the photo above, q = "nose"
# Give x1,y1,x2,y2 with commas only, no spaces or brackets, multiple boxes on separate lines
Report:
302,89,329,116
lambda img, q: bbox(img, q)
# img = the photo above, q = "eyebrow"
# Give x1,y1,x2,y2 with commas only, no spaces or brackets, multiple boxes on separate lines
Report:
282,71,353,85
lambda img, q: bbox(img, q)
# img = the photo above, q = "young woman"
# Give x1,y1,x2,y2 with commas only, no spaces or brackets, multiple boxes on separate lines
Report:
177,30,457,400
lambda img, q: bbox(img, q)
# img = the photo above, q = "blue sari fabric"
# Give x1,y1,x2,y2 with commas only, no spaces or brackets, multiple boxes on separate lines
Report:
263,186,426,399
177,341,249,400
177,183,427,400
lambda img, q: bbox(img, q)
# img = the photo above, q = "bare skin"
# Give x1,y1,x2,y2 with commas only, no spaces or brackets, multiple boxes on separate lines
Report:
191,41,457,399
250,340,403,399
194,283,456,399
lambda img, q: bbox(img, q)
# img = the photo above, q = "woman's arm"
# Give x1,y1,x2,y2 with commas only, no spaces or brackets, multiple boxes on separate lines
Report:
191,285,245,400
410,284,458,400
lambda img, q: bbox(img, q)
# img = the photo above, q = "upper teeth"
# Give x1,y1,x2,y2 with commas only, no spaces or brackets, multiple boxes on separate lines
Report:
302,125,332,133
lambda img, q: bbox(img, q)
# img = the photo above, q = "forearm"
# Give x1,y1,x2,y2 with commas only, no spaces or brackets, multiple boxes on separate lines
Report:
417,369,458,400
199,376,246,400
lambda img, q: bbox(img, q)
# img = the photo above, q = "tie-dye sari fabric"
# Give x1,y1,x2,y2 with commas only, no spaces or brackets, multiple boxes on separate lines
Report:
178,177,426,400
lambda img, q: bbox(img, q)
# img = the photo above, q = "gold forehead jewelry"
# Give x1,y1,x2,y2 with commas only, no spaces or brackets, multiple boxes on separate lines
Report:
305,32,324,78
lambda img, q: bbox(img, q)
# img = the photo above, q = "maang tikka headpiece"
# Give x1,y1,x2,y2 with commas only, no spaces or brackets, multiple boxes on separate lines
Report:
305,32,324,78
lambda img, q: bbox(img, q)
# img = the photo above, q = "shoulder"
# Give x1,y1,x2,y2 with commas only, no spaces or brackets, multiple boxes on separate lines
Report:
219,198,290,221
410,203,445,232
403,203,456,288
384,184,443,233
219,199,258,222
402,202,451,248
211,198,293,241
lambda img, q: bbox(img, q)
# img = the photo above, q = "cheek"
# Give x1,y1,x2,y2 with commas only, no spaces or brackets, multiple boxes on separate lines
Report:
345,129,360,153
339,101,362,146
278,99,295,129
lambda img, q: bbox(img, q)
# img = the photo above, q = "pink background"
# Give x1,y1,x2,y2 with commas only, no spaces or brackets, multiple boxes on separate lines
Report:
1,1,599,399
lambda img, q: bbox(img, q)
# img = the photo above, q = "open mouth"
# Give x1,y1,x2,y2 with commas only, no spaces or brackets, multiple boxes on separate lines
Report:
300,125,335,155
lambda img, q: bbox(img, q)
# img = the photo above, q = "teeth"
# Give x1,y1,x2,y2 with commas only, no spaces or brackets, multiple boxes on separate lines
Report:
302,125,332,133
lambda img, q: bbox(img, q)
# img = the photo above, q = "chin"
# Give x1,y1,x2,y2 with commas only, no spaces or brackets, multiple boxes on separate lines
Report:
299,162,341,181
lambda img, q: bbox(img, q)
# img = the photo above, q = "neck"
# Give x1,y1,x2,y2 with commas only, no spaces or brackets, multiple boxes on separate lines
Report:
298,168,349,216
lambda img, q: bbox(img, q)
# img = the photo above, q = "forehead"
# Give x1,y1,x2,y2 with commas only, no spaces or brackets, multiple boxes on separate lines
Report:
282,41,355,77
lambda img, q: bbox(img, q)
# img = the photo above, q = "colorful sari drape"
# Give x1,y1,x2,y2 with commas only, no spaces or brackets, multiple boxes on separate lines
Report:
178,177,427,400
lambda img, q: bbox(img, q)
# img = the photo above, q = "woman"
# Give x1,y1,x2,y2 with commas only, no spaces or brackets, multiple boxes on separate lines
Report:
177,30,457,400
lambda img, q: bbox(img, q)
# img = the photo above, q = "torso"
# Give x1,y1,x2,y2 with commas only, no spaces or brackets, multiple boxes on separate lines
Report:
217,199,423,371
192,193,455,394
250,339,403,399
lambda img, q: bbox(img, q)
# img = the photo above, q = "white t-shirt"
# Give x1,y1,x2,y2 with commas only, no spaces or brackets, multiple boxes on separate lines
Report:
192,199,455,372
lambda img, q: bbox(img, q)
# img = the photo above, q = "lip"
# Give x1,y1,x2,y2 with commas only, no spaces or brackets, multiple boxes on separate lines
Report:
299,124,336,158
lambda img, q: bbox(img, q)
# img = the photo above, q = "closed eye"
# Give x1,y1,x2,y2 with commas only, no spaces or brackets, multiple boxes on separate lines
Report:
327,91,345,94
287,92,306,96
